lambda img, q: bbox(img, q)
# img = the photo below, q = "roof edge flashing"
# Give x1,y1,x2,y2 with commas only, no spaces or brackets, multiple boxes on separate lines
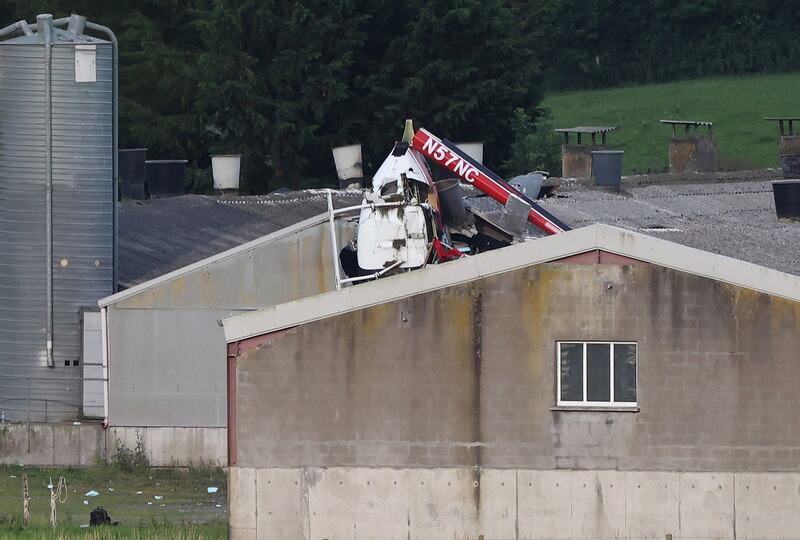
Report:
222,223,800,344
98,211,333,308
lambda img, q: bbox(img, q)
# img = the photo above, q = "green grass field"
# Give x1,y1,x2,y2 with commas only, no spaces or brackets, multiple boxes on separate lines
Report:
542,72,800,174
0,522,227,539
0,465,227,538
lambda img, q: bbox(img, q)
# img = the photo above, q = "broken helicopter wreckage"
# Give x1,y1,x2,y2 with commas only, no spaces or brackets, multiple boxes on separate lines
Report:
327,121,570,289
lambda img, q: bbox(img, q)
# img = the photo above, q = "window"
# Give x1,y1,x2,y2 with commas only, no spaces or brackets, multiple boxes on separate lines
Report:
557,341,637,407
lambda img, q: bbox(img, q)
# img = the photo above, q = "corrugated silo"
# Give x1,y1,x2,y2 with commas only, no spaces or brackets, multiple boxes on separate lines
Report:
0,14,116,422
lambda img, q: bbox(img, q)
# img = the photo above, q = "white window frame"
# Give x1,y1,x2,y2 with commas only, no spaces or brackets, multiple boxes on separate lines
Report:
556,341,638,408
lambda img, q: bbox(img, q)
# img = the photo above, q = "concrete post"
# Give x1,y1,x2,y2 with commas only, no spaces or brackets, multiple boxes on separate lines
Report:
764,118,800,168
562,144,606,178
779,136,800,157
557,127,615,178
668,137,717,173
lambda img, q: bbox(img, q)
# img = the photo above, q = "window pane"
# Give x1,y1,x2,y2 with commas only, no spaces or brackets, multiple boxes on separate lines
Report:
559,343,583,402
587,343,611,402
614,344,637,402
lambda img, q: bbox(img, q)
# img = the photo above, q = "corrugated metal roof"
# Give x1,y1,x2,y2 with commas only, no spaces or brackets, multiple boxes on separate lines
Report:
469,172,800,276
118,189,361,289
118,172,798,297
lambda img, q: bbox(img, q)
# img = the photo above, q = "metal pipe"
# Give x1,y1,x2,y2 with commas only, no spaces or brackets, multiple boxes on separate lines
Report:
39,14,54,368
100,307,109,427
85,21,118,293
0,19,33,38
339,260,403,285
27,380,31,450
65,14,86,35
326,190,343,290
331,200,410,217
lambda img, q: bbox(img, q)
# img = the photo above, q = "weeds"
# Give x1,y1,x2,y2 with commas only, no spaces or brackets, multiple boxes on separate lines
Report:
113,432,149,473
0,512,24,531
0,521,227,539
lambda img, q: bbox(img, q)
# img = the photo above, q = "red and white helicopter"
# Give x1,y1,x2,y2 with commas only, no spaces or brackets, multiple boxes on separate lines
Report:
327,121,570,288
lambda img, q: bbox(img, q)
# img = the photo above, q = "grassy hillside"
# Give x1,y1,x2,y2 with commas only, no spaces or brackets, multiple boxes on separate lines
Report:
542,73,800,174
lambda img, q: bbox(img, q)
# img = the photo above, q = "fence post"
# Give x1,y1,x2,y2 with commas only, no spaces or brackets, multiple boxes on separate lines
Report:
23,474,30,526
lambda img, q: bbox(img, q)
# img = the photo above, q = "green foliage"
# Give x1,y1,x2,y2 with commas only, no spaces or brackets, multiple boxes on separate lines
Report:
503,108,562,176
112,433,149,472
543,0,800,90
0,512,24,532
0,0,557,191
0,522,228,539
2,2,795,190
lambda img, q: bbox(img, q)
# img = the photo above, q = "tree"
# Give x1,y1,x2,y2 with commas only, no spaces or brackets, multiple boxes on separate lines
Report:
352,0,559,175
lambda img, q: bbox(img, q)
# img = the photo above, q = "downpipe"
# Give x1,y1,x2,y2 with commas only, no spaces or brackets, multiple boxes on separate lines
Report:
100,307,109,427
38,14,54,368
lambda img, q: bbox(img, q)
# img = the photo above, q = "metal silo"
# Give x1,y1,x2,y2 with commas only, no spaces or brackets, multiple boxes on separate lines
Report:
0,14,117,422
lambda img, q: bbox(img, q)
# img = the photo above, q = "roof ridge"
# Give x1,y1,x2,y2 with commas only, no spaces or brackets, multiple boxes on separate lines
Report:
222,224,800,343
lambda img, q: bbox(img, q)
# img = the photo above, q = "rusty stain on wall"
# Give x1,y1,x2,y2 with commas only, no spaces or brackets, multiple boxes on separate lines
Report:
232,262,800,473
669,137,717,173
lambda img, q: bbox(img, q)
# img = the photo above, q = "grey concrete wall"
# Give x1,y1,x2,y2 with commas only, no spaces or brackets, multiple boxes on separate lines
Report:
231,466,800,540
107,426,227,466
0,423,106,466
234,263,800,472
0,423,226,466
107,220,354,428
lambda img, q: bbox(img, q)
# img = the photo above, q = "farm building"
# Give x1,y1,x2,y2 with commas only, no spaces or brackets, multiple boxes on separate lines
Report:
223,222,800,540
87,170,800,467
93,190,359,464
0,14,116,425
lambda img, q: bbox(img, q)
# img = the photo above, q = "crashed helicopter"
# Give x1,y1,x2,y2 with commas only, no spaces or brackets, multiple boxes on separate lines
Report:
327,121,570,289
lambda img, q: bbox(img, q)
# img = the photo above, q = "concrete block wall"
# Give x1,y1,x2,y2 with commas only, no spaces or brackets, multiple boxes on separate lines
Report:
232,264,800,473
230,466,800,540
0,423,226,467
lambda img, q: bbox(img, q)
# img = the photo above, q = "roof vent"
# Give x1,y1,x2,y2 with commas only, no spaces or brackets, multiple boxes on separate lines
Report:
66,13,86,35
772,180,800,221
331,144,363,189
211,154,241,195
145,160,187,198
